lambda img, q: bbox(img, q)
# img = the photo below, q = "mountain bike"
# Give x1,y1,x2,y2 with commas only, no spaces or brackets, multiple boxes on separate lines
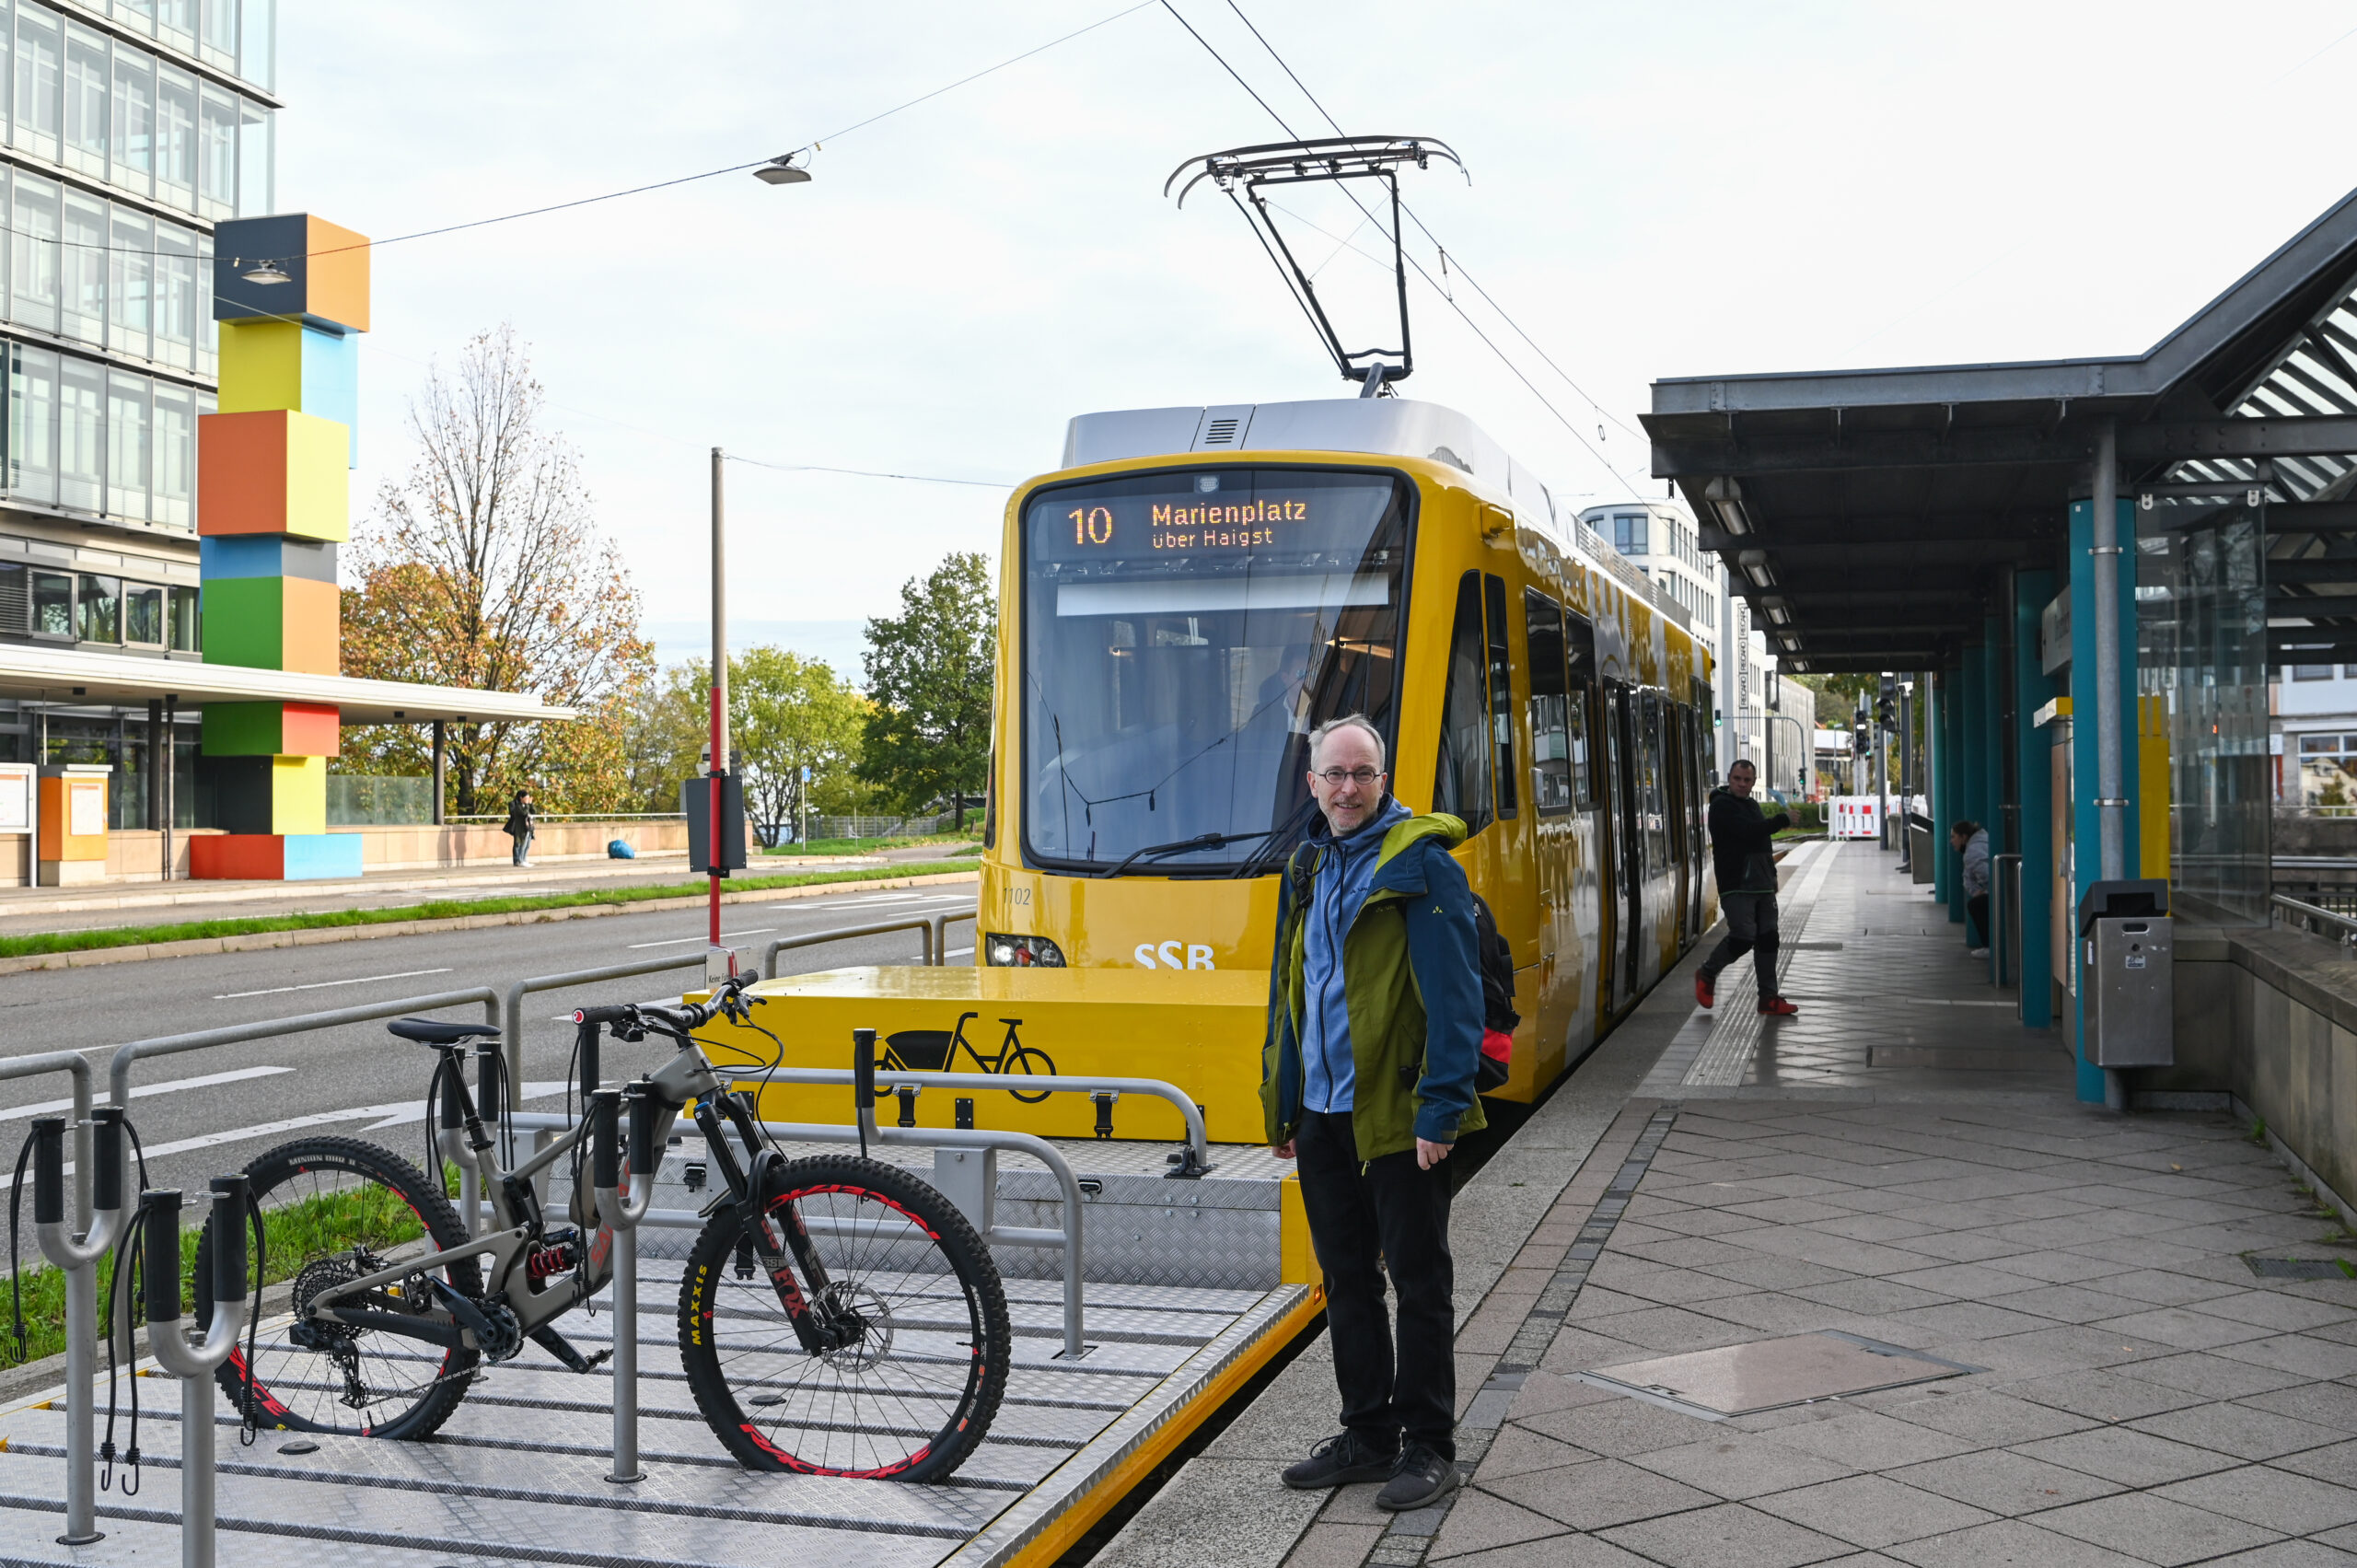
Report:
882,1010,1056,1101
190,970,1011,1481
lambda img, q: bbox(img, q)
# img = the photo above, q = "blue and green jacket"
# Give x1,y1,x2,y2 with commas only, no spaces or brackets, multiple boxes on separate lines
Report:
1261,805,1489,1163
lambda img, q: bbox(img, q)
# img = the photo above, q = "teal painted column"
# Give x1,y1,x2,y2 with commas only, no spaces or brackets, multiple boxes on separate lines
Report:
2069,497,2142,1101
1930,668,1952,907
1960,642,1988,935
2014,572,2060,1027
1981,616,2005,974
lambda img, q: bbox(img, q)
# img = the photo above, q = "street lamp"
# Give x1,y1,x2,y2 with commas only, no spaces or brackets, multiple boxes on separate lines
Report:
705,157,812,966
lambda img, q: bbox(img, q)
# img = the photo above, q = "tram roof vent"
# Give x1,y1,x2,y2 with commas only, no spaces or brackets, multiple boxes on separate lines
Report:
1192,405,1253,449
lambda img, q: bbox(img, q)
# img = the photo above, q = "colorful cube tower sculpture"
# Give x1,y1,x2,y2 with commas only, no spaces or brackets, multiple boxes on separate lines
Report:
192,214,370,881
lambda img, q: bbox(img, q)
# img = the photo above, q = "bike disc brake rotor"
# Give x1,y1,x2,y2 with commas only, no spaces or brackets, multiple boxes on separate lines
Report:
814,1280,893,1373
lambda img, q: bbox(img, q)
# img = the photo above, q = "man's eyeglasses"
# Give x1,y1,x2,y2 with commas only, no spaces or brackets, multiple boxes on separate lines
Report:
1314,767,1386,786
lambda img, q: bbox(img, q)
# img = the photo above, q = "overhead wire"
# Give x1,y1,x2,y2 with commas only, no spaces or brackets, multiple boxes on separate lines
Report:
1159,0,1645,493
1214,0,1649,450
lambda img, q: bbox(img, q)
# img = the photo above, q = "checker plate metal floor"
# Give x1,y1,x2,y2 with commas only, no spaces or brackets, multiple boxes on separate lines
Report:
0,1258,1312,1568
1581,1331,1977,1417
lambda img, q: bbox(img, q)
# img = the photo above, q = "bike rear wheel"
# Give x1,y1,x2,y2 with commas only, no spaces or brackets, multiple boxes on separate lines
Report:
678,1152,1010,1481
193,1136,482,1439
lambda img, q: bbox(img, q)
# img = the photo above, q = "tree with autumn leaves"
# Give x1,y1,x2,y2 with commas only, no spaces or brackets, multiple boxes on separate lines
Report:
339,327,652,815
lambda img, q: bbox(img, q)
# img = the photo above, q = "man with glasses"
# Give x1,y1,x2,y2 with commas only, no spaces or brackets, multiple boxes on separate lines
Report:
1262,714,1486,1512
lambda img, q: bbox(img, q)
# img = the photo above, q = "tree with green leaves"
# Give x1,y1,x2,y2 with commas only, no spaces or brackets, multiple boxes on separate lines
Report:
859,552,996,822
626,647,873,835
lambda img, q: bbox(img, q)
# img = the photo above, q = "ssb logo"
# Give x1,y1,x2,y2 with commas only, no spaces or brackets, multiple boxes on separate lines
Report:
1133,940,1216,970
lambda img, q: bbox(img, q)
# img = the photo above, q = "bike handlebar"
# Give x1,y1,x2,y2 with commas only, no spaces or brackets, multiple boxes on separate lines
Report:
573,969,758,1037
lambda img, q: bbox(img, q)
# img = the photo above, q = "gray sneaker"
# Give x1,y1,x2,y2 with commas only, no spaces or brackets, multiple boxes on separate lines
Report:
1376,1444,1461,1511
1282,1431,1399,1490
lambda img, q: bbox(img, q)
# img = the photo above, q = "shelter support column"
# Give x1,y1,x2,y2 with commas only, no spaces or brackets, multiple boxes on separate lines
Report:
1963,646,1991,933
2014,571,2061,1027
1930,667,1955,911
2069,495,2142,1103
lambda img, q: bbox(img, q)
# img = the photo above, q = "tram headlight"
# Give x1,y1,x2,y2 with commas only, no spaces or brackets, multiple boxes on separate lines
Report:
985,934,1067,968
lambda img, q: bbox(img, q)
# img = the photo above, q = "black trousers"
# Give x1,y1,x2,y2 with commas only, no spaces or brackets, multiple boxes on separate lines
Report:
1701,891,1779,997
1968,893,1990,948
1294,1109,1457,1460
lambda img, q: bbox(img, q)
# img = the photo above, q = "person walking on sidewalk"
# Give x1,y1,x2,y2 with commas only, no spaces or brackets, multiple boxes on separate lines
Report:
1695,758,1798,1016
1952,819,1991,958
1261,714,1487,1514
504,787,537,867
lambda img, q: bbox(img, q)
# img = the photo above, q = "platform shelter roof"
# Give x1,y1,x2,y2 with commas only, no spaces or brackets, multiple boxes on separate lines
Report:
1643,185,2357,673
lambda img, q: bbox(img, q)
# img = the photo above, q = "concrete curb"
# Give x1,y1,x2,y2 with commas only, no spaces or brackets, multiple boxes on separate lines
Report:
0,871,980,976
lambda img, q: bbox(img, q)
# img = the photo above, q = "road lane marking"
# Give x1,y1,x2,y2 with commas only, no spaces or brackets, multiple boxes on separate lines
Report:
0,1065,293,1123
215,968,455,1001
944,947,974,958
624,929,775,950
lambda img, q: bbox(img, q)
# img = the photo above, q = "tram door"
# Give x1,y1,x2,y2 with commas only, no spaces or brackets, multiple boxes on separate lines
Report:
1664,705,1691,948
1685,704,1710,943
1602,682,1643,1013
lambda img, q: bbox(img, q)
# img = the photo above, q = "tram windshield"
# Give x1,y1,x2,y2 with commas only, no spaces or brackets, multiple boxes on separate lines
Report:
1021,466,1411,874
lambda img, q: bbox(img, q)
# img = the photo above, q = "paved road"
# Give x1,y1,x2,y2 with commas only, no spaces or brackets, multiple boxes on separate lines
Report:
0,879,980,1224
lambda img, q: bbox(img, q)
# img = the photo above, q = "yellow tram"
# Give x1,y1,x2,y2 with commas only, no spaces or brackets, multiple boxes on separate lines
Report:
729,397,1716,1143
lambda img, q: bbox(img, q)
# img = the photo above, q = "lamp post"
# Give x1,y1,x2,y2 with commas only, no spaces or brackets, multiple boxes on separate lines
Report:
702,152,814,968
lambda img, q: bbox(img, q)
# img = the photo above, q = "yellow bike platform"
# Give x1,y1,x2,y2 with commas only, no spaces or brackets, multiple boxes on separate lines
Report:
0,1137,1319,1568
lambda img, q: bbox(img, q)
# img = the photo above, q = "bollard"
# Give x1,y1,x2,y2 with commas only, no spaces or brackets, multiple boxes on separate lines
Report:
31,1109,127,1547
594,1083,659,1484
144,1179,251,1568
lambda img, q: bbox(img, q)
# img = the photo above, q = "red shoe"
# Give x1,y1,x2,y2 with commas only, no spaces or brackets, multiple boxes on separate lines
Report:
1695,973,1714,1009
1758,995,1799,1016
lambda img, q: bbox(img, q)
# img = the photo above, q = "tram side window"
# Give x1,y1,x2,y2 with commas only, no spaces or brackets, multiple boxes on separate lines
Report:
1483,574,1517,818
1565,609,1598,808
1524,588,1573,814
1432,571,1493,834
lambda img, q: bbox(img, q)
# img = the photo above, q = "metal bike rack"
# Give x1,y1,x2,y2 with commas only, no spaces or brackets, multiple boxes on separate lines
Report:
29,1098,123,1548
586,1085,657,1485
140,1179,252,1568
931,908,976,964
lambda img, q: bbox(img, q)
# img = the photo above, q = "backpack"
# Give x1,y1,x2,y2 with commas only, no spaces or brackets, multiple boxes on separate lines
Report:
1471,893,1518,1093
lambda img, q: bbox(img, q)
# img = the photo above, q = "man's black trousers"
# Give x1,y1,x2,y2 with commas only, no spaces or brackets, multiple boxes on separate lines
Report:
1701,890,1779,997
1293,1109,1456,1461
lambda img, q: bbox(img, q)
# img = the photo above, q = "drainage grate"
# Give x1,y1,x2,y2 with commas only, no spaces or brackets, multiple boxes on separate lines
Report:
2247,1256,2355,1281
1580,1332,1980,1418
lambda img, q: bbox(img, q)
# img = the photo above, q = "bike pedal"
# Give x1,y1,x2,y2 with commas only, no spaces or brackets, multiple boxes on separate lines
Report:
528,1324,605,1375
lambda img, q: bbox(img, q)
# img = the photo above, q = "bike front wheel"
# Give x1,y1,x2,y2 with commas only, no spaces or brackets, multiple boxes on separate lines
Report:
678,1153,1009,1481
193,1136,482,1440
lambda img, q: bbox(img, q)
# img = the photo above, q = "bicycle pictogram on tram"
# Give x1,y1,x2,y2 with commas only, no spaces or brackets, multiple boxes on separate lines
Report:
882,1011,1056,1101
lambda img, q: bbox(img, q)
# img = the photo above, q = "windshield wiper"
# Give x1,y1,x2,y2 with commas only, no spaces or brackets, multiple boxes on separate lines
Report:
1228,796,1325,880
1096,830,1273,880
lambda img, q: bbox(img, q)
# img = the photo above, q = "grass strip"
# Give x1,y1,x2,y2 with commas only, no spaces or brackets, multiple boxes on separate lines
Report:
0,862,977,960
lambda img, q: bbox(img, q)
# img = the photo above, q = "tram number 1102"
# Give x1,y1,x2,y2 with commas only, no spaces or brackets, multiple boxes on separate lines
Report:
1069,506,1113,546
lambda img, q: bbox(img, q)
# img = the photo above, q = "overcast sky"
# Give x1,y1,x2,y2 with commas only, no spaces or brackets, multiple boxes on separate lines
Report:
276,2,2357,677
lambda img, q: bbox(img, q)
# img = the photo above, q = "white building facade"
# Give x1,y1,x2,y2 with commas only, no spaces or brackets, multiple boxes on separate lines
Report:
2276,663,2357,806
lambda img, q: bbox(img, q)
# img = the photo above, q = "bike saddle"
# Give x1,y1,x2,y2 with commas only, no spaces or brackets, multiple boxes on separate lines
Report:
387,1017,500,1047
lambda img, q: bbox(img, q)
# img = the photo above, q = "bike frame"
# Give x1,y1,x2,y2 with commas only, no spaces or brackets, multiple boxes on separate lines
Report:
307,1027,716,1345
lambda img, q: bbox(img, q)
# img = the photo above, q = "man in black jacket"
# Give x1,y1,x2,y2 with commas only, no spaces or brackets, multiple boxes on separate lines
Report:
1696,760,1797,1016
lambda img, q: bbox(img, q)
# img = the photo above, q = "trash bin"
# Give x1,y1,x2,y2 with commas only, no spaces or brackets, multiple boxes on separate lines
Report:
2076,878,2172,1068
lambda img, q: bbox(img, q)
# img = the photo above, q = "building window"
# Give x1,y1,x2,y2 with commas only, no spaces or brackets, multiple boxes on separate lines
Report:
153,379,191,525
2299,734,2357,807
9,343,55,502
60,190,102,343
155,221,196,369
61,22,106,180
123,581,161,645
57,353,100,510
109,208,151,359
156,64,196,199
196,82,233,217
235,93,268,214
1613,512,1648,554
2293,664,2337,680
199,0,238,68
29,567,68,636
12,5,60,164
168,581,197,649
106,370,146,518
9,170,59,335
110,45,154,194
74,572,116,641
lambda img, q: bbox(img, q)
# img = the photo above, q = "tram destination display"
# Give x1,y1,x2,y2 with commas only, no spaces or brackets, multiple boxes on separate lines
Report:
1028,470,1402,563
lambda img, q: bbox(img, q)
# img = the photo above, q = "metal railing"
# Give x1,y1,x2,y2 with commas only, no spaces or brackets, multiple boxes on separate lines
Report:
2274,892,2357,956
760,914,958,977
10,1051,101,1546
